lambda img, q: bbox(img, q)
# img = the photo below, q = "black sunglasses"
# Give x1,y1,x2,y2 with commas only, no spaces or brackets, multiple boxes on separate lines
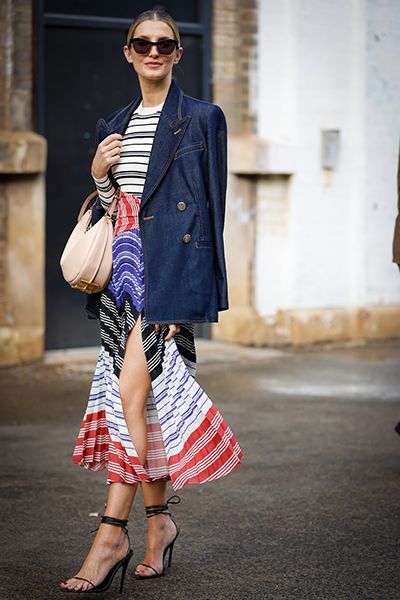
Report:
129,38,179,55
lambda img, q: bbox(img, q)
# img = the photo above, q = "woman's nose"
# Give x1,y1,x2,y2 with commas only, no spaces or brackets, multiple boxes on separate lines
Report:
148,45,159,58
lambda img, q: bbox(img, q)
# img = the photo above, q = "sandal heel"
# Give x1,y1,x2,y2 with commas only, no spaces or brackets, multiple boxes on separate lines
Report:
167,541,174,568
119,552,131,593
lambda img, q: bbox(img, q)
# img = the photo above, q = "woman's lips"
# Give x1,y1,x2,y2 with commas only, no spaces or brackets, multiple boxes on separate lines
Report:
145,62,162,67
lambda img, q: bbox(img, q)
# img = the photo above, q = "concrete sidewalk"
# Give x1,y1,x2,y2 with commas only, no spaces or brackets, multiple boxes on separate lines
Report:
0,339,399,599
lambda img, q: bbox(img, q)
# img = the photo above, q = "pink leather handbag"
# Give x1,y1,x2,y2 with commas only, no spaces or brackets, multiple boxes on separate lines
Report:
60,189,119,294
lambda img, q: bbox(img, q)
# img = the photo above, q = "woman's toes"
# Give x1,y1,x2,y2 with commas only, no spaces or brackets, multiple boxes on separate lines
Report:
135,565,151,577
60,578,83,591
135,566,144,575
75,581,85,591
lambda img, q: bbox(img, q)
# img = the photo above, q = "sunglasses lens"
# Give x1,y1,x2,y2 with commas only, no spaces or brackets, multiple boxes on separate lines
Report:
131,39,178,55
132,39,151,54
158,41,177,55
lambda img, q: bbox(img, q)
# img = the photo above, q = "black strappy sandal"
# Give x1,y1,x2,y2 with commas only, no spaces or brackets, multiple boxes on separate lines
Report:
61,515,133,594
135,495,181,580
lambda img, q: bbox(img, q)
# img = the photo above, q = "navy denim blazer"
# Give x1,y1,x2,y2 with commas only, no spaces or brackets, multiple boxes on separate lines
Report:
85,79,229,324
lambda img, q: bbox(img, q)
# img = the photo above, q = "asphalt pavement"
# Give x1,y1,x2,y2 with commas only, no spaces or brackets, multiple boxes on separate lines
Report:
0,338,399,600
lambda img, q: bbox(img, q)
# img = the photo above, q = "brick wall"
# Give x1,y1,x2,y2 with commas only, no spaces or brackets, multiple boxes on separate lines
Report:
212,0,258,135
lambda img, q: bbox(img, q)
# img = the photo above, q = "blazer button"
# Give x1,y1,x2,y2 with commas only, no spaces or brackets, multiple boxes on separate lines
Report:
182,233,191,243
177,201,186,211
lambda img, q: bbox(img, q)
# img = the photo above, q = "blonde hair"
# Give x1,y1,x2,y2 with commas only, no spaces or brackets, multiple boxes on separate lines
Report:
126,9,180,46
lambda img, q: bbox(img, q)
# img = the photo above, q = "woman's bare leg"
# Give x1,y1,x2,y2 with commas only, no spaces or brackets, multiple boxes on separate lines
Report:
119,314,179,577
60,482,137,591
119,312,152,466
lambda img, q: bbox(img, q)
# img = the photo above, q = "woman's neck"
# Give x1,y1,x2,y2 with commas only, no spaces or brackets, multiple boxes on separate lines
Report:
138,76,171,107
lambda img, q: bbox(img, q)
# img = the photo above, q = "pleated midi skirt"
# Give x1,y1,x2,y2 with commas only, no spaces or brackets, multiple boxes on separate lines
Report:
72,191,243,490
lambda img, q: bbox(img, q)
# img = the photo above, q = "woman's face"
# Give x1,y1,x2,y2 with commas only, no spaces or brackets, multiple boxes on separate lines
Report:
124,20,183,83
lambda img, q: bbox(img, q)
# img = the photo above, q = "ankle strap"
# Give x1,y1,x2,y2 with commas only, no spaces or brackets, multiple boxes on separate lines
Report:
96,515,131,552
100,515,128,530
89,514,129,534
145,494,181,518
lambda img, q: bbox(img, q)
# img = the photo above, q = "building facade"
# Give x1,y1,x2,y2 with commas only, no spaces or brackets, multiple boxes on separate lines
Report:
1,0,399,365
213,0,400,345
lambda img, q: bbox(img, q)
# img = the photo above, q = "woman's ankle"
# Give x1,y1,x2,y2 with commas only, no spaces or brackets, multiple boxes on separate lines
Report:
97,523,127,546
147,513,174,532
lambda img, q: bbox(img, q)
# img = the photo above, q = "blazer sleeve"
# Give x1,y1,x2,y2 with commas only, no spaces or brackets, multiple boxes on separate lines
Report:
206,105,229,311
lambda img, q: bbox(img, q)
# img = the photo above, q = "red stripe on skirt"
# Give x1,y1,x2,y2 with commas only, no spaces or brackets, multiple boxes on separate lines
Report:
72,406,242,489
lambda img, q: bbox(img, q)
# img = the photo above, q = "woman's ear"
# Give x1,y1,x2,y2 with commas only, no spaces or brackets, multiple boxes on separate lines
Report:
123,45,134,64
173,47,183,65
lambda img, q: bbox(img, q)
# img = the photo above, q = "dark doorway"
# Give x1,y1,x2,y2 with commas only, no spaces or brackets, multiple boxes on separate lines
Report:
36,1,211,349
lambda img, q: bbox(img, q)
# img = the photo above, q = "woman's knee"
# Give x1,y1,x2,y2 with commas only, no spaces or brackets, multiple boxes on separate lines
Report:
121,397,148,420
119,375,149,415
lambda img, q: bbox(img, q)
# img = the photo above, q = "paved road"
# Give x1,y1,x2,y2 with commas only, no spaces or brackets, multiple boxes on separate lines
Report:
0,340,399,600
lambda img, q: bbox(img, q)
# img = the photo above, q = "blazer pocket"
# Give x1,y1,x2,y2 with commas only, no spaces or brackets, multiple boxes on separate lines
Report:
195,240,214,248
174,141,205,160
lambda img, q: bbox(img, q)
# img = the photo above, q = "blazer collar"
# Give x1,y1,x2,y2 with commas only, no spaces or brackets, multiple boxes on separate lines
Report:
106,78,185,138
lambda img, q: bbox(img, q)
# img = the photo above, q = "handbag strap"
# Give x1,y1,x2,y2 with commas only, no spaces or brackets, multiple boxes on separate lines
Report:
77,187,120,222
77,191,98,222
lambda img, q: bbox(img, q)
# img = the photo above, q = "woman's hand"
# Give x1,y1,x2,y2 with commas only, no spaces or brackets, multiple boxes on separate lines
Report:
91,133,123,179
154,323,181,340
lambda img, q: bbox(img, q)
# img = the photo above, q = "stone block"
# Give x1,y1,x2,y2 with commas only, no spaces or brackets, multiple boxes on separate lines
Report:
0,131,46,365
228,135,296,175
0,130,47,174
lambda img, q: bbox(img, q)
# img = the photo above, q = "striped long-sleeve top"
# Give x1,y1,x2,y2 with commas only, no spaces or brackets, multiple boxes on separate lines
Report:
93,99,164,210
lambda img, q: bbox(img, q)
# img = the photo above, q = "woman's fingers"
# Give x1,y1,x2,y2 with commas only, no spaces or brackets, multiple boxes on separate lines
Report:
153,323,181,340
101,145,122,159
101,133,123,146
91,134,123,178
101,136,123,151
104,147,121,160
164,323,181,341
99,140,122,160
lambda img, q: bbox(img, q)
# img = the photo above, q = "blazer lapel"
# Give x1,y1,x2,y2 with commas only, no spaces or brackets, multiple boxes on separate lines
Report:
140,80,190,209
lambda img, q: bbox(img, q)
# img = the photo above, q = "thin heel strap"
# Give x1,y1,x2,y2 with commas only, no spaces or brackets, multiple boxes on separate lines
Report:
145,494,181,518
100,515,128,530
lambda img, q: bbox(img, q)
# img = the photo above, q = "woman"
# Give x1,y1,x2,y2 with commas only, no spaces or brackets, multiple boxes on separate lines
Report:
60,9,243,593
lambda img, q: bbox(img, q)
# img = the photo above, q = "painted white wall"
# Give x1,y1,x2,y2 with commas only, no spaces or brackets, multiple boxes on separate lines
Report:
255,0,400,316
364,0,400,303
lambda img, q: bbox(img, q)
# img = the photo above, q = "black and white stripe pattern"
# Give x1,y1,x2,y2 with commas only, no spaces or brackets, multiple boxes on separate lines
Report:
99,287,196,380
93,100,164,209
